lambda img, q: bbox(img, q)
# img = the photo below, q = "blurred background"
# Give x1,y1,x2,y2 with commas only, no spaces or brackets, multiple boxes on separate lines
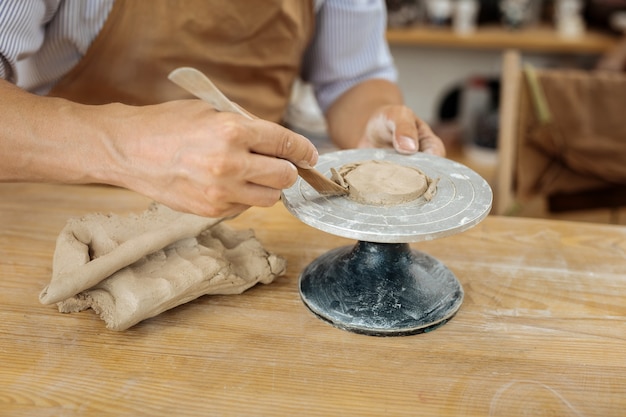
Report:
286,0,626,224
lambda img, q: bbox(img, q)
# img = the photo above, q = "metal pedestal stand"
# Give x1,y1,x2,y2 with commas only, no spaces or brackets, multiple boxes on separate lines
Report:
282,149,492,336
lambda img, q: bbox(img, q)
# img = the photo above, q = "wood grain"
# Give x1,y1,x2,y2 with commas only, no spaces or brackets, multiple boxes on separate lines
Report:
1,183,625,416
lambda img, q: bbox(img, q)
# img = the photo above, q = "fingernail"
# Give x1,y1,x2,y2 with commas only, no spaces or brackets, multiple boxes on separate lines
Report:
396,136,417,152
298,148,318,169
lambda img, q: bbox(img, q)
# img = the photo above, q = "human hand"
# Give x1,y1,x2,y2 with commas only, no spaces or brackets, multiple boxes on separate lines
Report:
358,105,446,157
110,100,318,218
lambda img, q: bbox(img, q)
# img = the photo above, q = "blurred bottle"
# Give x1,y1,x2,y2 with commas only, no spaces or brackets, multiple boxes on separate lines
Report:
426,0,453,26
453,0,481,35
555,0,586,38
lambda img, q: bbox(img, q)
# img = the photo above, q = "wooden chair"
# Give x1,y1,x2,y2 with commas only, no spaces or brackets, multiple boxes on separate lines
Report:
494,49,626,222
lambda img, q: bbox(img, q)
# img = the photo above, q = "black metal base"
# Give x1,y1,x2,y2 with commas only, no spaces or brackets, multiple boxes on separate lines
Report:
299,241,463,336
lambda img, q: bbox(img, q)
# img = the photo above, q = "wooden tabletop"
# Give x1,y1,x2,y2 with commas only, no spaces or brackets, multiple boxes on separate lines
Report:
1,183,625,416
386,25,618,54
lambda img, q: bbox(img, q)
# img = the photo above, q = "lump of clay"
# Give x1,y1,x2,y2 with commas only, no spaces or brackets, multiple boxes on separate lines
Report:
331,160,439,206
40,203,286,331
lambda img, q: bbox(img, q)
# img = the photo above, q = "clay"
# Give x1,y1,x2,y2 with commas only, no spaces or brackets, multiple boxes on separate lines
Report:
331,160,438,205
40,203,285,331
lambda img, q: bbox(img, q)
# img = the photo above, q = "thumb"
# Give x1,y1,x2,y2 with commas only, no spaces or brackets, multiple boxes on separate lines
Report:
391,111,419,155
364,113,395,147
364,108,418,154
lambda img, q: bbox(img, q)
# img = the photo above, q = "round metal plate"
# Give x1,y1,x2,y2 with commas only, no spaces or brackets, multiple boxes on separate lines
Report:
282,149,492,243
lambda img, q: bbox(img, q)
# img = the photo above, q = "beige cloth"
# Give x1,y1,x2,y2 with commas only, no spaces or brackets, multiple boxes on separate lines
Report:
517,69,626,198
40,204,286,331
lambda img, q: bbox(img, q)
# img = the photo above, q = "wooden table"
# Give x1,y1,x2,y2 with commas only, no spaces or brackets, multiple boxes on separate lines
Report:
1,183,625,416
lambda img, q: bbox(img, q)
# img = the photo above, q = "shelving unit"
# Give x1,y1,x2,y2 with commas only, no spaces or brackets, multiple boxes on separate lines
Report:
387,25,618,54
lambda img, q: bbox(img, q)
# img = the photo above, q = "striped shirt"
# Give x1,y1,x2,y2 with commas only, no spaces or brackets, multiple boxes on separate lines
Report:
0,0,397,112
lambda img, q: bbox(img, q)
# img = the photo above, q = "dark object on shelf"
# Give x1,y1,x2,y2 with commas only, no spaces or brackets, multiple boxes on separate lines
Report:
477,0,502,23
585,0,626,33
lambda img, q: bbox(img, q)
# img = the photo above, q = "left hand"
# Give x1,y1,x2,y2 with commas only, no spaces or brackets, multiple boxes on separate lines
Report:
358,104,446,157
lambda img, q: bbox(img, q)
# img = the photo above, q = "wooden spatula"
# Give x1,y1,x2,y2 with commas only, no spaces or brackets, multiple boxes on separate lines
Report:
168,67,348,196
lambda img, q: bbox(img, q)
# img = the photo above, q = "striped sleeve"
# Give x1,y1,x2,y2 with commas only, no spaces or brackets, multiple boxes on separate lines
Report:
0,0,113,93
0,0,49,82
303,0,398,113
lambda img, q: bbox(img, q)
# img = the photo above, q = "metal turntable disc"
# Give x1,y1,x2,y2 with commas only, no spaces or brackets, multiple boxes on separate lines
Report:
282,149,492,243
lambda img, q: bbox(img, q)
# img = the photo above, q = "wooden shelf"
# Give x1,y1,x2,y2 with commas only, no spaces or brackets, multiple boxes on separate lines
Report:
387,25,618,54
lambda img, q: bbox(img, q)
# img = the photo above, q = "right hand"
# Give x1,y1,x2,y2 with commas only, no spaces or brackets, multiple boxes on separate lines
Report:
106,100,318,218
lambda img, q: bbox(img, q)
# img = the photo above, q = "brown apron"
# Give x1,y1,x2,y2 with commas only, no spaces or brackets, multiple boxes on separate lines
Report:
48,0,314,123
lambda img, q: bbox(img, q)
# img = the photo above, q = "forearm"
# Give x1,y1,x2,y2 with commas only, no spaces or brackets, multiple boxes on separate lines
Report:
0,79,320,217
324,78,404,149
0,80,126,185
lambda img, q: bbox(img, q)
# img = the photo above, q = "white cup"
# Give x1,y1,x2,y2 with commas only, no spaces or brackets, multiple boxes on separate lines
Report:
454,0,480,35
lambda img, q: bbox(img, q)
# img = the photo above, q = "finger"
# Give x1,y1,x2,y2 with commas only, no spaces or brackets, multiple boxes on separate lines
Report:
235,183,283,208
162,194,251,219
246,119,319,169
195,177,280,216
364,113,395,147
390,109,419,154
240,152,299,190
201,203,251,219
365,106,419,154
382,106,447,157
196,152,295,210
415,118,446,157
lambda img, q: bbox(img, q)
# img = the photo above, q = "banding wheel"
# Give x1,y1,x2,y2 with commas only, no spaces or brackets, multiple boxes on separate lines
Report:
282,149,492,336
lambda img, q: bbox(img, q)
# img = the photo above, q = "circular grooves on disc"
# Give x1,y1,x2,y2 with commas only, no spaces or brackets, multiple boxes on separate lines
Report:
282,149,492,243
